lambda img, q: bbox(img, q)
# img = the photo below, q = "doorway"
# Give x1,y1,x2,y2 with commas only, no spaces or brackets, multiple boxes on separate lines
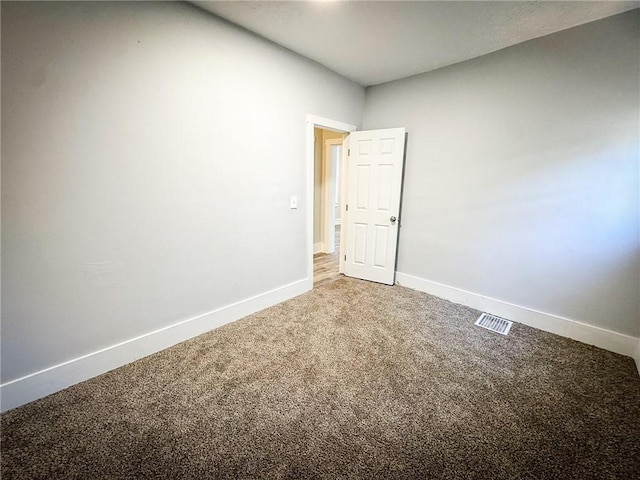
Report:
313,129,345,287
305,116,408,290
305,115,356,290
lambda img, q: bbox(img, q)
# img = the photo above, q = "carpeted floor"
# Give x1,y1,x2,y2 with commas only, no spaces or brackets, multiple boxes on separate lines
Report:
2,277,639,479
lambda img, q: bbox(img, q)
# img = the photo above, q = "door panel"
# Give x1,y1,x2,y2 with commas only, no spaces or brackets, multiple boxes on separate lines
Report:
354,223,367,264
355,165,370,209
344,128,406,285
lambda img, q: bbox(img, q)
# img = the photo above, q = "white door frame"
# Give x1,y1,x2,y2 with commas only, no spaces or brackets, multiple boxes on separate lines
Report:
323,138,344,254
305,114,356,290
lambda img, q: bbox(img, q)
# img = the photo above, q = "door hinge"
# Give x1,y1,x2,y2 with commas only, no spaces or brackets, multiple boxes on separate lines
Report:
347,148,350,156
346,204,349,211
344,255,346,261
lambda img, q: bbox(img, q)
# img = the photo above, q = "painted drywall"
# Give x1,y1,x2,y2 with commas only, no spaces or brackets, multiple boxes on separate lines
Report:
364,10,640,338
322,130,347,142
1,1,363,384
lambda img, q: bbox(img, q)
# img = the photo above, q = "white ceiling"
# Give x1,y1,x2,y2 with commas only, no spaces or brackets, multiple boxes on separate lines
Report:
192,1,638,86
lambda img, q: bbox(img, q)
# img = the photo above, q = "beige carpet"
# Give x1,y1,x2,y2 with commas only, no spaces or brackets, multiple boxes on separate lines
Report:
2,277,639,479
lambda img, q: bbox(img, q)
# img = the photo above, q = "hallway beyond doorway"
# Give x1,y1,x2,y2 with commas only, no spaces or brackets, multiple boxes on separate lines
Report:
313,225,341,288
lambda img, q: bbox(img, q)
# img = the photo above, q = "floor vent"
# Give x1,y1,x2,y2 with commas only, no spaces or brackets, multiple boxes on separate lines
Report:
475,313,513,335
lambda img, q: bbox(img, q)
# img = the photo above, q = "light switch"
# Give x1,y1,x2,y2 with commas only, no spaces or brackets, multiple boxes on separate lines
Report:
290,196,298,209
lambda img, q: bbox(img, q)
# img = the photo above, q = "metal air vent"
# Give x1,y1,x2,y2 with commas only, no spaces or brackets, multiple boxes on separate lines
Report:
475,313,513,335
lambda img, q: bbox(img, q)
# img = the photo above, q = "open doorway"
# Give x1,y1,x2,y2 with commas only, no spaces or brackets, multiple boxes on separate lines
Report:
305,115,356,290
313,128,346,287
306,117,407,289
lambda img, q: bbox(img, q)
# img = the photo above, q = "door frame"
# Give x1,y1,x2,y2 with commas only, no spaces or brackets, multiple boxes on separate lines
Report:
305,114,356,290
323,138,344,254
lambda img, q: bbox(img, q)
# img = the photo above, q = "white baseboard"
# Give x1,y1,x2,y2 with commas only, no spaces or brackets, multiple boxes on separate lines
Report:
396,272,639,359
313,242,323,254
635,339,640,376
0,279,310,413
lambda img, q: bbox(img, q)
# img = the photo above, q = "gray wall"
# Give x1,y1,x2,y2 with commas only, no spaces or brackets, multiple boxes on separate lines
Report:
363,10,640,337
1,2,364,383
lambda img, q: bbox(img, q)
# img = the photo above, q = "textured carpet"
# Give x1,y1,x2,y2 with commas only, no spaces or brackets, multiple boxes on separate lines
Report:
2,277,639,479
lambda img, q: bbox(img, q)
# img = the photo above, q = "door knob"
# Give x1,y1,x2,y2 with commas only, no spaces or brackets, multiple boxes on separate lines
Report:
390,216,397,224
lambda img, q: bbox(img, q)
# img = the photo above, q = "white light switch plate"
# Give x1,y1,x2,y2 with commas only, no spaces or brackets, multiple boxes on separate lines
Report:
290,196,298,209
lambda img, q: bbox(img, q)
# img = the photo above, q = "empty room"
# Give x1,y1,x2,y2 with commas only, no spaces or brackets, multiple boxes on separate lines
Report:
1,1,639,478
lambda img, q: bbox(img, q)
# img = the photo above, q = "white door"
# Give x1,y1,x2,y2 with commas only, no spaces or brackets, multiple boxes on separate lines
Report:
343,128,406,285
